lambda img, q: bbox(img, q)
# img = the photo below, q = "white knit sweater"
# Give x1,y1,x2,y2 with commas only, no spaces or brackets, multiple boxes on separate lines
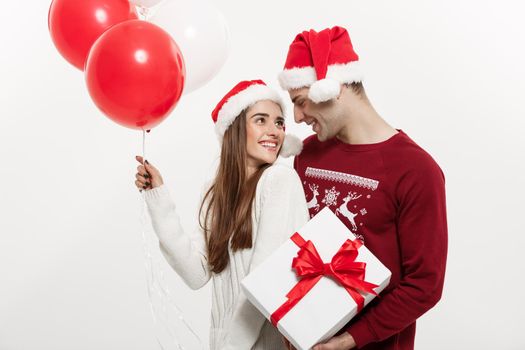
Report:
144,164,309,350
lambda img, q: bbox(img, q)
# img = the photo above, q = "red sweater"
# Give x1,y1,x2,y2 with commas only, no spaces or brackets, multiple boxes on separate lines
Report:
293,130,447,350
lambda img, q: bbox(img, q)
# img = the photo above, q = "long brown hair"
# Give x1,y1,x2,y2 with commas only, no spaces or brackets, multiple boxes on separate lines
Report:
199,111,270,273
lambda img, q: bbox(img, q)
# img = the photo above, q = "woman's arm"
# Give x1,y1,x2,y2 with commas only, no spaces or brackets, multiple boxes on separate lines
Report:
136,156,211,289
144,185,211,290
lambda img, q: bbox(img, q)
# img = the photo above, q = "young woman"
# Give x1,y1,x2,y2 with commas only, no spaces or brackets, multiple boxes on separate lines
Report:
134,80,309,349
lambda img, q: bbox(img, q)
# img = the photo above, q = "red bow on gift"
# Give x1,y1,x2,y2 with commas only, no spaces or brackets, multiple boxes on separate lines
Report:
270,232,379,326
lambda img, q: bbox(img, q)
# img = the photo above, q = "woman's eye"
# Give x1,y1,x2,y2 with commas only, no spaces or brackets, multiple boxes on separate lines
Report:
276,120,285,128
256,118,265,124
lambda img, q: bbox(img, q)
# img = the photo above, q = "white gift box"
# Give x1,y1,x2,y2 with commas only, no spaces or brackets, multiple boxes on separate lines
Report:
241,207,391,350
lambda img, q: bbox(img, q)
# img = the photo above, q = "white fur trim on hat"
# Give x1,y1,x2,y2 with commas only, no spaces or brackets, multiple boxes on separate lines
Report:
215,84,286,137
279,134,303,158
308,78,341,103
278,61,363,91
278,66,317,91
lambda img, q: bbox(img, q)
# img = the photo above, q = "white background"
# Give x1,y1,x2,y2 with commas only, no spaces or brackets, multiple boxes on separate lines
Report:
1,0,525,349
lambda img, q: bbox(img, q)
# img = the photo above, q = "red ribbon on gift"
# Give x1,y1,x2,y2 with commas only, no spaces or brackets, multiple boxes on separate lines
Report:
270,232,379,327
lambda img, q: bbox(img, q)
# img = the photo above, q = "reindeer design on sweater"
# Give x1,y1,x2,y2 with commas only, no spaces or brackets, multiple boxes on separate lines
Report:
306,184,320,212
335,191,362,231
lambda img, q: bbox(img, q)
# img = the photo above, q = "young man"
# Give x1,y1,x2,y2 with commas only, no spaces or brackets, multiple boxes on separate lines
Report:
278,26,448,350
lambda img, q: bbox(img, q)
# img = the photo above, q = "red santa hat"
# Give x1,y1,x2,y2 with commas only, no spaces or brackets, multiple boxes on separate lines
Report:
278,26,363,103
211,79,302,157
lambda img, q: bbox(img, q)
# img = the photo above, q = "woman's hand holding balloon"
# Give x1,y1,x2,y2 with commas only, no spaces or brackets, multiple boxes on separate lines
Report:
135,156,163,191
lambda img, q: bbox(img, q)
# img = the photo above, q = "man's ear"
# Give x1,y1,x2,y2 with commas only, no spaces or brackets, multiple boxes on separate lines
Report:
338,83,354,100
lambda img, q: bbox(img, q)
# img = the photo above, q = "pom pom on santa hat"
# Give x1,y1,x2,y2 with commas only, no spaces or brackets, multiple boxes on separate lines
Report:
211,79,303,157
278,26,364,103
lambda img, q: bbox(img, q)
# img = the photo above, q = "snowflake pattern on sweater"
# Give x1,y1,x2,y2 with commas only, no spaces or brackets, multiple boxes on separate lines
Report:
303,166,379,242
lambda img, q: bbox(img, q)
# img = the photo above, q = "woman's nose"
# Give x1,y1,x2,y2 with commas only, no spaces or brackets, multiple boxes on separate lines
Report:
266,121,281,135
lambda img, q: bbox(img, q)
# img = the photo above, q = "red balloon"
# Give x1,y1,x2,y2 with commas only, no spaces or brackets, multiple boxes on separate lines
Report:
48,0,137,70
85,20,186,130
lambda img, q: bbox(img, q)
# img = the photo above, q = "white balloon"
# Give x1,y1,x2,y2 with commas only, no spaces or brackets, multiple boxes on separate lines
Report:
129,0,164,8
149,0,230,94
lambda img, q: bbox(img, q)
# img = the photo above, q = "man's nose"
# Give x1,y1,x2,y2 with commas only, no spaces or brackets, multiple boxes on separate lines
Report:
294,106,305,123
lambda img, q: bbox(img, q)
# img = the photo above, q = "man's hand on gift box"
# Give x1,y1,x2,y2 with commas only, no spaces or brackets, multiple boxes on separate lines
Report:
282,333,356,350
312,332,356,350
282,336,296,350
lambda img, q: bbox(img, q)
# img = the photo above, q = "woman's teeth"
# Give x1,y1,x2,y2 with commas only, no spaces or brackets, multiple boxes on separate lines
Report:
260,142,277,149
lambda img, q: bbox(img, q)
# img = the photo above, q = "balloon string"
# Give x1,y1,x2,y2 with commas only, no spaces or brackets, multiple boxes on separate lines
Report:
141,130,174,349
140,130,204,350
143,129,146,163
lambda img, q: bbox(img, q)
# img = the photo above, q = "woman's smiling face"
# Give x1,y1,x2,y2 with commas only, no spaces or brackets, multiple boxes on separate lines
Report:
245,100,285,171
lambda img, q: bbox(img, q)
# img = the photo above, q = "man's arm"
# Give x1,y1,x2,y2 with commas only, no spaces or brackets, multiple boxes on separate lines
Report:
345,160,448,348
312,158,448,349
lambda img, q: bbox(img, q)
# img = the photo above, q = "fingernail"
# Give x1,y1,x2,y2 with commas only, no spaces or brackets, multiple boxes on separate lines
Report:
145,182,151,187
142,185,147,189
144,173,150,178
145,159,149,164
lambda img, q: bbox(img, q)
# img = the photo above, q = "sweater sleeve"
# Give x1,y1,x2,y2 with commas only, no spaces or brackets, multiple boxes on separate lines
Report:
143,185,211,290
346,159,448,348
223,164,310,350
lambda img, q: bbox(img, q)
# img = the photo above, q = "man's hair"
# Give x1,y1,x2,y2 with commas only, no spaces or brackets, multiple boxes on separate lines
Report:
344,82,365,96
